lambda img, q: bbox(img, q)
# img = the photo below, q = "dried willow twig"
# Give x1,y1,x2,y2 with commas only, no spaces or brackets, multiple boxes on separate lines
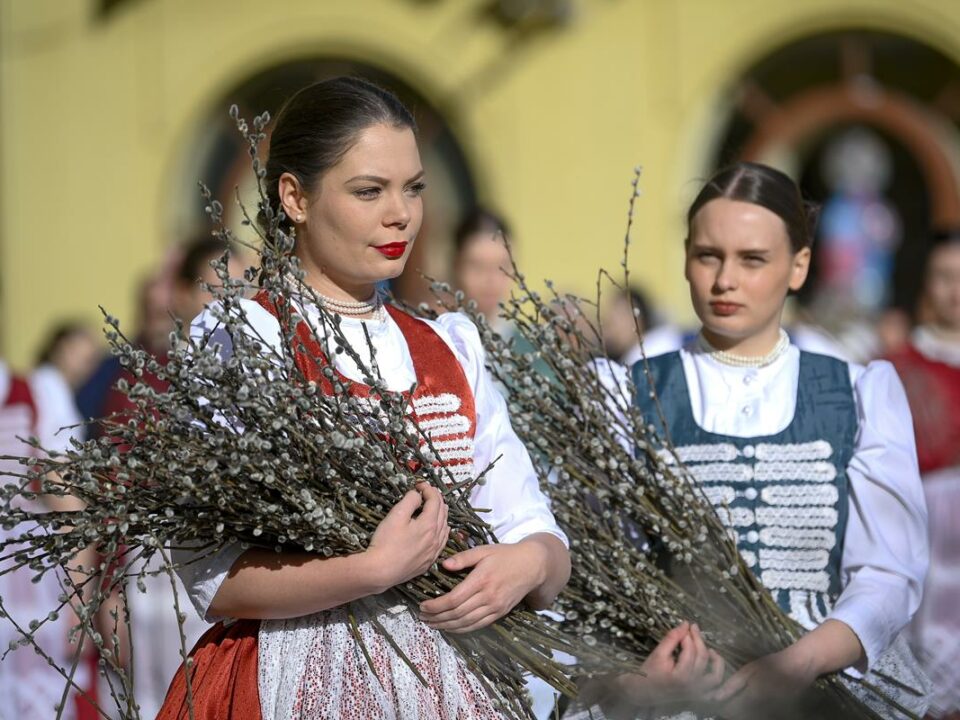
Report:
0,108,625,720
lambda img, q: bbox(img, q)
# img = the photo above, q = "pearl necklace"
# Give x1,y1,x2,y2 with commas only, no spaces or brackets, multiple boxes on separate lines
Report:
282,273,385,321
316,293,381,316
697,329,790,368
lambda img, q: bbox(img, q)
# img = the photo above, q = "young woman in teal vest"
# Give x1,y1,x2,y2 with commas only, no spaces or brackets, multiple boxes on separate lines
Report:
622,162,930,718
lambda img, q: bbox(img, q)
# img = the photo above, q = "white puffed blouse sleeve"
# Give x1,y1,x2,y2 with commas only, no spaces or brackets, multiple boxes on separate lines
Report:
827,360,929,670
430,312,568,548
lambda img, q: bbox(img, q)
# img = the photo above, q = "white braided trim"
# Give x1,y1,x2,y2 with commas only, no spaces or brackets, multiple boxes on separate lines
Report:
754,440,833,462
716,506,755,527
739,549,758,567
688,463,754,484
435,451,475,464
760,484,839,506
760,569,831,593
759,548,830,571
754,461,837,483
702,485,736,506
759,527,836,550
810,594,828,624
674,443,739,463
788,590,820,630
431,438,475,462
756,506,838,527
418,414,471,438
413,393,461,416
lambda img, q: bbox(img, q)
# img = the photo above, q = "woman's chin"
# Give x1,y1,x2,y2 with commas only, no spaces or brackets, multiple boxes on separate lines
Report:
368,259,409,282
700,319,754,343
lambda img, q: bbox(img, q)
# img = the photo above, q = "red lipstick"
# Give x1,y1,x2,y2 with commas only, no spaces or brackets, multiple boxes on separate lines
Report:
710,301,742,316
374,242,408,259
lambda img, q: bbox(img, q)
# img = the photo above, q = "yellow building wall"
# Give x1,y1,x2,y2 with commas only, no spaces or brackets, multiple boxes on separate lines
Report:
2,0,960,368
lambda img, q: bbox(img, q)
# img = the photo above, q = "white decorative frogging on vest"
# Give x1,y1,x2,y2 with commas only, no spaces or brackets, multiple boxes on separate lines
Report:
754,440,833,461
409,393,475,484
789,589,828,630
671,443,739,464
760,484,839,506
674,437,840,600
760,527,835,550
417,414,471,437
754,461,837,483
412,393,462,416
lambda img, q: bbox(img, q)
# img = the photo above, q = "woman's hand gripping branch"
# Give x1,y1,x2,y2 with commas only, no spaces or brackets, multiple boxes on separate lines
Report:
418,532,570,634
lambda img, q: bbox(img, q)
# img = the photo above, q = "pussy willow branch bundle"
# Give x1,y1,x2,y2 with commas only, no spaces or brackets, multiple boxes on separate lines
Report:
423,266,920,719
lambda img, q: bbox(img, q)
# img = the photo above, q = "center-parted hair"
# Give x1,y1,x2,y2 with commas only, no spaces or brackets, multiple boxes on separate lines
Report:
686,161,818,253
260,76,417,231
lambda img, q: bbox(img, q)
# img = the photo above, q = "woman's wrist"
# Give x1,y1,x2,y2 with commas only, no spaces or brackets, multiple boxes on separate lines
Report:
355,548,394,595
518,536,550,588
780,640,822,682
788,619,866,678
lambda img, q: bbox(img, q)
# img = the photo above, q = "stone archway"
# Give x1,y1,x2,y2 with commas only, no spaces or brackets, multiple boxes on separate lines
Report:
742,83,960,225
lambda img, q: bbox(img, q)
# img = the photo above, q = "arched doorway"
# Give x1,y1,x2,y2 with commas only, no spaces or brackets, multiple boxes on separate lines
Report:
171,58,476,303
712,29,960,316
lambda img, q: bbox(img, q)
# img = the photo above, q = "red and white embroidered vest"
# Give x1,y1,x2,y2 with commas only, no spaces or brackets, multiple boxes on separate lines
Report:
253,292,477,483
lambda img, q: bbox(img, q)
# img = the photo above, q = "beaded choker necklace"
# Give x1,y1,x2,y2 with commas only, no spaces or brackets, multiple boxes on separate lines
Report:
697,329,790,368
282,273,385,321
315,292,382,317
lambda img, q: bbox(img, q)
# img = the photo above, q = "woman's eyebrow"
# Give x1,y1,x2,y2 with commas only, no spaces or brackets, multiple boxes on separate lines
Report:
345,170,425,185
345,174,389,184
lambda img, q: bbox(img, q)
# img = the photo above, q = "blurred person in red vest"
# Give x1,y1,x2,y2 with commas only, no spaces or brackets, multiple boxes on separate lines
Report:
887,229,960,719
0,360,98,719
75,263,178,437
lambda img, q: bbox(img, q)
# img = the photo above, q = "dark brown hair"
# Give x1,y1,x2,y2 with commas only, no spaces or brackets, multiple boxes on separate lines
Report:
453,206,511,258
686,161,818,253
260,76,417,231
35,322,93,367
175,235,232,287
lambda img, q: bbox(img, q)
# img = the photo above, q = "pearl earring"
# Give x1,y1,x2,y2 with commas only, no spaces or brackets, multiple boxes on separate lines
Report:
296,214,304,222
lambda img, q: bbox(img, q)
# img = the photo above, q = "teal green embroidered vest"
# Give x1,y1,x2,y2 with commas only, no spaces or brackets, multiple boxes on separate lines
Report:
633,351,857,628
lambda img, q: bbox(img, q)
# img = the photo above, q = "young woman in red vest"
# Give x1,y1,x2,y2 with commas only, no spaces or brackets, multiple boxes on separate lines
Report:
157,77,572,720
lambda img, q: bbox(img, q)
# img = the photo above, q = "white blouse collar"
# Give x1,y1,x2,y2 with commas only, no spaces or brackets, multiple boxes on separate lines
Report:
686,335,796,379
913,325,960,368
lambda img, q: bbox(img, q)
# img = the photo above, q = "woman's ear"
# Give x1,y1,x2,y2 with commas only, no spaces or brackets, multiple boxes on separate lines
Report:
278,172,308,224
789,247,812,292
